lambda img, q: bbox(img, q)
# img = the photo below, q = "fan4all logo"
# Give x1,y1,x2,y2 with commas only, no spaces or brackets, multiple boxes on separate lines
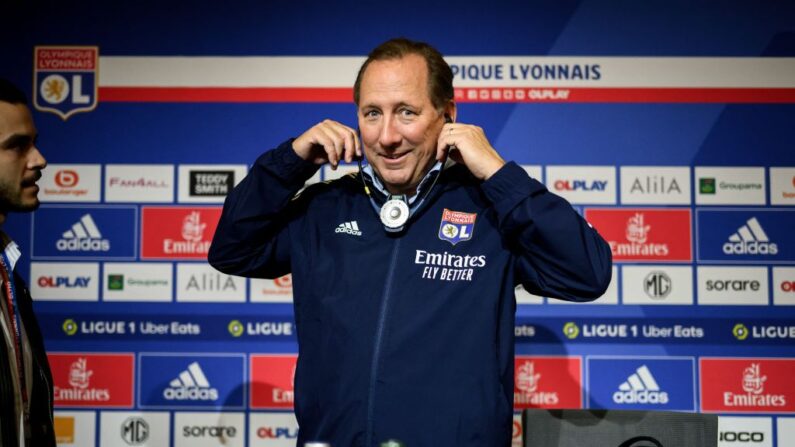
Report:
34,46,98,120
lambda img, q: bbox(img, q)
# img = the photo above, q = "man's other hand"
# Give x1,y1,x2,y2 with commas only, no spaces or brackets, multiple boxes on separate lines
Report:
292,120,361,169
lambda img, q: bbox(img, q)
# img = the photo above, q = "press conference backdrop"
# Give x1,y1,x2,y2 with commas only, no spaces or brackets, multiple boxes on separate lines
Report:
3,1,795,446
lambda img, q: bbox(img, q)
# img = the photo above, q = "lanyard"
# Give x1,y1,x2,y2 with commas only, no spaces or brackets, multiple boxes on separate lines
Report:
0,253,28,406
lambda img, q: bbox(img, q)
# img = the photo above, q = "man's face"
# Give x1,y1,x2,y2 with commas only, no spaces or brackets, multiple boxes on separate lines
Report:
357,54,453,195
0,102,46,216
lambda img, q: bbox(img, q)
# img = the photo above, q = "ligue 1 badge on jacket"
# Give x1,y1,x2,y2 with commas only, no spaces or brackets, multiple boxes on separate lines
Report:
33,46,99,120
438,208,477,245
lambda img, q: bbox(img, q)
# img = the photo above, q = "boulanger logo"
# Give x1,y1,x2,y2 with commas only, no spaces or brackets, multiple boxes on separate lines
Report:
613,365,669,404
57,214,110,252
163,362,219,401
563,322,580,339
63,319,78,336
733,323,750,341
723,217,778,255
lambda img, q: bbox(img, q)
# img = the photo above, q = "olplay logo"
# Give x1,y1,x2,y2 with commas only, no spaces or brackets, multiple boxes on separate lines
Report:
773,267,795,305
622,266,693,305
249,413,300,447
102,263,172,302
697,267,768,306
619,166,690,205
174,412,245,447
587,357,695,411
138,353,245,409
697,210,795,263
250,355,297,409
39,164,101,202
49,353,134,408
178,164,247,203
32,206,137,260
53,411,96,447
105,164,174,203
584,209,691,262
513,356,582,409
33,46,98,120
717,416,772,447
176,263,246,302
30,262,99,301
545,166,616,204
701,358,795,413
250,274,293,303
770,167,795,205
99,411,170,447
695,167,766,205
141,206,221,259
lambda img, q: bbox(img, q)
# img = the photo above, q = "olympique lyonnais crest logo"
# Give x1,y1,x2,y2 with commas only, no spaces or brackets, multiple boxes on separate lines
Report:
438,208,477,245
34,46,98,120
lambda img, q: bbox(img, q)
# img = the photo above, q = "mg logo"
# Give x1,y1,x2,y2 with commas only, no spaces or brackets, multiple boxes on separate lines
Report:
644,271,671,299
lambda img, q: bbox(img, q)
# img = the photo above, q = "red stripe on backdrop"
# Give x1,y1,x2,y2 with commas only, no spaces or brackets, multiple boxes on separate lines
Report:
98,87,795,103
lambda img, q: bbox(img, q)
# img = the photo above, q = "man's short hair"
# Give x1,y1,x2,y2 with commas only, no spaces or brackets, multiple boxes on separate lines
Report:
0,79,28,105
353,38,454,110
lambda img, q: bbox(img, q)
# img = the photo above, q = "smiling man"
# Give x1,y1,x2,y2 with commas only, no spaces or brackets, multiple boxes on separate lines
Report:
0,79,55,447
210,38,611,446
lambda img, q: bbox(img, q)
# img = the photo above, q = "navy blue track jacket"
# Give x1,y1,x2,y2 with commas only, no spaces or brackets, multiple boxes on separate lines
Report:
209,140,612,447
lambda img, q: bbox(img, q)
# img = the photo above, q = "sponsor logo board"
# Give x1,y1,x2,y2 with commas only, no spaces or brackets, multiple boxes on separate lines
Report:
178,164,247,203
770,167,795,205
697,210,795,263
512,414,522,447
31,206,137,260
700,358,795,413
515,284,544,304
778,418,795,446
104,165,174,203
514,356,582,410
549,266,618,305
717,416,772,447
695,167,766,205
250,355,297,409
39,164,101,202
141,206,221,259
622,265,693,305
587,357,695,411
584,208,691,262
250,274,293,303
620,166,690,205
49,353,134,408
176,263,246,302
30,262,99,301
173,412,245,447
545,166,616,204
773,267,795,306
697,267,769,306
53,411,96,446
33,46,98,120
249,412,300,447
520,165,542,182
102,263,172,302
99,411,170,447
138,353,245,409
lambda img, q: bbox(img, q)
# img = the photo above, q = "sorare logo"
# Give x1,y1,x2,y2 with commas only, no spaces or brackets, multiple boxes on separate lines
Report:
696,210,795,263
32,206,137,260
138,353,245,409
587,357,695,411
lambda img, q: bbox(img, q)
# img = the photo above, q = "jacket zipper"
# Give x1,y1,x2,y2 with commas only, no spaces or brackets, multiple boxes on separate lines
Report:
365,238,401,447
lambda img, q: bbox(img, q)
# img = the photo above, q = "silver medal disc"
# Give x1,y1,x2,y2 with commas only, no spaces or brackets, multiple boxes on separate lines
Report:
380,199,410,229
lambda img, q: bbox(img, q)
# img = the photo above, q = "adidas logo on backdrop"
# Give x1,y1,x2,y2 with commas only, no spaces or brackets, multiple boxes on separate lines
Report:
335,221,362,236
612,365,669,404
56,214,110,252
723,217,778,255
163,362,219,401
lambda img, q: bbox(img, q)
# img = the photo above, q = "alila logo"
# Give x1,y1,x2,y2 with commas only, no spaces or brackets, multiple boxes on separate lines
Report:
335,221,362,236
163,362,219,401
613,365,669,404
57,214,110,252
515,361,559,406
723,217,778,255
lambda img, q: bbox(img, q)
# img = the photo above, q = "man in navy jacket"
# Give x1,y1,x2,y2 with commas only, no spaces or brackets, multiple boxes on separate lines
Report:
210,38,611,446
